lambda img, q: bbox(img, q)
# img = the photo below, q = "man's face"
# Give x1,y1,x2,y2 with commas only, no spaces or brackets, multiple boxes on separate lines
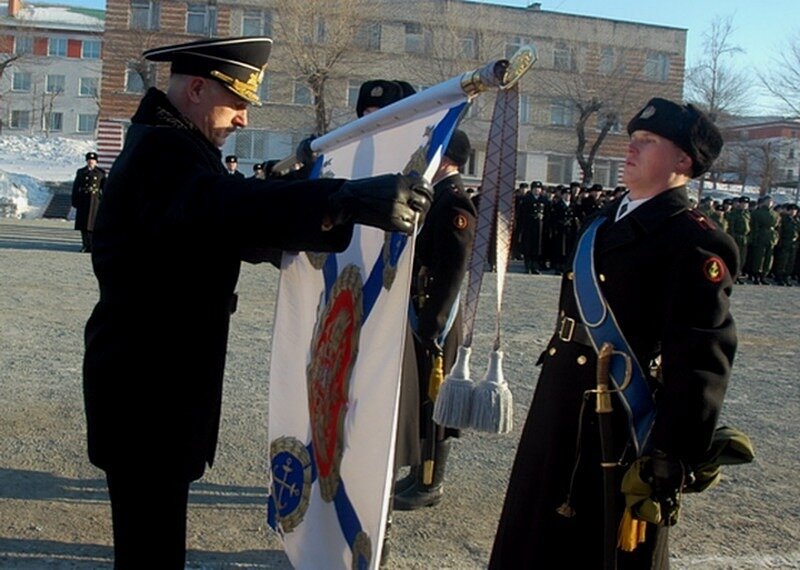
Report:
624,130,689,194
86,159,97,169
198,80,248,148
226,160,237,172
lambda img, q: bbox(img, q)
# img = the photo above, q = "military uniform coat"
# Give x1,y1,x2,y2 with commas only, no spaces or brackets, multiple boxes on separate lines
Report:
72,165,106,231
83,88,353,481
489,186,738,569
395,172,477,467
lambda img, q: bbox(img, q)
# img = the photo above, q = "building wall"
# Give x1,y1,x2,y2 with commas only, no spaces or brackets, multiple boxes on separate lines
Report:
99,0,686,184
0,8,103,138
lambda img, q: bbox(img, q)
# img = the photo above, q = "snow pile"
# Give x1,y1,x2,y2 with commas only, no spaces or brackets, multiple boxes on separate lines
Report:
0,134,95,218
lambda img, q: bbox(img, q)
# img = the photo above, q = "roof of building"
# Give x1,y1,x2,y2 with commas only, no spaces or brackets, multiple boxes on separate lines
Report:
0,2,104,31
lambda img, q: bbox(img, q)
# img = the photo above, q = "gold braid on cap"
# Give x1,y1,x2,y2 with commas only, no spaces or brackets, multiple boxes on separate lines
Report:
210,64,267,105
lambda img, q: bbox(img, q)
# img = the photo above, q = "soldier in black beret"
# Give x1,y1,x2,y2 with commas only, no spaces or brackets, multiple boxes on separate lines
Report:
80,36,433,568
71,151,105,252
491,97,738,568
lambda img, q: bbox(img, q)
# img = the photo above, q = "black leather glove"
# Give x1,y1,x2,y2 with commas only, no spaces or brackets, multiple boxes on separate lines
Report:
328,173,433,234
295,136,316,169
414,331,443,357
644,450,685,526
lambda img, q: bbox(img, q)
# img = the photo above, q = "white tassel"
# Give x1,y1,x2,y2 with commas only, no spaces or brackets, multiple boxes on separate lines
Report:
432,345,474,429
469,349,513,434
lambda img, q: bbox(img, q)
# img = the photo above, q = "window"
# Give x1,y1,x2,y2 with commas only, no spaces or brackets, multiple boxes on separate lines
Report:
547,155,573,184
553,41,575,71
517,152,528,181
48,38,68,57
14,36,33,55
347,79,360,108
82,39,101,59
404,22,426,54
80,77,99,97
187,3,217,36
242,9,272,36
788,148,795,160
131,0,160,30
505,36,526,59
46,74,66,95
294,82,312,105
78,114,98,133
44,112,63,132
258,74,272,101
12,72,31,92
234,129,293,160
596,113,621,133
550,99,574,127
125,63,154,93
465,149,478,177
593,160,612,187
460,32,477,59
519,94,533,124
600,46,615,75
10,110,30,130
355,22,381,51
644,52,670,82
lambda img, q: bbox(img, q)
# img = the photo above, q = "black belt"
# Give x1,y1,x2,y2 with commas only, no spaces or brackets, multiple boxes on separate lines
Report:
555,315,593,347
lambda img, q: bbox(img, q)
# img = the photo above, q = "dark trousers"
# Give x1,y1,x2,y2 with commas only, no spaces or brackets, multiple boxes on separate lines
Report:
105,469,191,569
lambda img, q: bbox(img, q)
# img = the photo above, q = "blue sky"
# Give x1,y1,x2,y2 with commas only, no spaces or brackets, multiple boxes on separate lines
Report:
44,0,798,112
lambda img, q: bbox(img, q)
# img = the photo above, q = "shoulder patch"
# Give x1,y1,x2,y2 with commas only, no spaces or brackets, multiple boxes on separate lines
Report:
703,256,726,283
453,213,469,230
687,208,717,231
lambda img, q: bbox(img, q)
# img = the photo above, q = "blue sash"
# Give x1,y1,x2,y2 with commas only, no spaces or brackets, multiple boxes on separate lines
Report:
572,216,656,456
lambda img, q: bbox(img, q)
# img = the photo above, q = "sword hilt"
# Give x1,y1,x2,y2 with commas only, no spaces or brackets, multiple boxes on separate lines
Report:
595,342,614,414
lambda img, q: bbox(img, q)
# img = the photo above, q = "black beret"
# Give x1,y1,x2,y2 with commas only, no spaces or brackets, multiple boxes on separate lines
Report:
444,129,471,168
85,152,98,161
225,155,238,163
356,79,415,118
627,97,723,178
144,37,272,105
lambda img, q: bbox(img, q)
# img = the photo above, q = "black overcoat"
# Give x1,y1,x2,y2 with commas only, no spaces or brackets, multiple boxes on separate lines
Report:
83,88,353,481
395,172,477,466
72,165,105,231
489,187,738,568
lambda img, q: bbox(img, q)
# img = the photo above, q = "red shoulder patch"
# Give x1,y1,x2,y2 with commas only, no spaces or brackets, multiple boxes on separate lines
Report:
687,209,716,231
703,256,726,283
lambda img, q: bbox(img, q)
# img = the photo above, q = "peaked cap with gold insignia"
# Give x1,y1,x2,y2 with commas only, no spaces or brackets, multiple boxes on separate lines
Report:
143,36,272,105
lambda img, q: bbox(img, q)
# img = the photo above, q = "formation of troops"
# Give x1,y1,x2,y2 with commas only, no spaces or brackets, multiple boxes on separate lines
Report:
506,181,800,285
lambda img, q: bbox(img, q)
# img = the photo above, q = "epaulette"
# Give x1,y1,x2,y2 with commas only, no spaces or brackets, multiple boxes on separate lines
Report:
686,208,716,231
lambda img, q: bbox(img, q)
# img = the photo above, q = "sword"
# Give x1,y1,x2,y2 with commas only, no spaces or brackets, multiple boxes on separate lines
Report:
595,342,618,570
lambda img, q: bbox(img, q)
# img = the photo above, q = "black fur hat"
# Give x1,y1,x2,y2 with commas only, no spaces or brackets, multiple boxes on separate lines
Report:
444,129,471,168
627,97,723,178
356,79,415,117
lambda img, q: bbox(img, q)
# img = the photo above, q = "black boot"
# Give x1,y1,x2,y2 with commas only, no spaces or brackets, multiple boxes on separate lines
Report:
393,465,419,496
393,440,450,511
380,497,393,569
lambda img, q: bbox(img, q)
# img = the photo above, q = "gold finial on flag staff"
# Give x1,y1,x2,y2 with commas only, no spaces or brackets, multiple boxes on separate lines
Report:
459,45,537,97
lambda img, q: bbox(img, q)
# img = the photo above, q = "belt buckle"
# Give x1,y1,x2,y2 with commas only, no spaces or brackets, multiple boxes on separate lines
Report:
559,317,576,342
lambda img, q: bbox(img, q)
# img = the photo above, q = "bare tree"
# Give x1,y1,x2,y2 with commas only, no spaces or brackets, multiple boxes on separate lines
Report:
275,0,378,135
685,15,752,121
758,30,800,116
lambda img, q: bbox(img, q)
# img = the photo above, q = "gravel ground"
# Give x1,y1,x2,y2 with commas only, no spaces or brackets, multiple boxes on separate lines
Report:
1,218,798,569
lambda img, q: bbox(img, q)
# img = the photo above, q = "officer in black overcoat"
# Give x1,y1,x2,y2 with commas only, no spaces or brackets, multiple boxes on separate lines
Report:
518,180,548,273
71,151,105,252
394,129,477,512
490,98,738,569
81,37,432,569
549,187,580,273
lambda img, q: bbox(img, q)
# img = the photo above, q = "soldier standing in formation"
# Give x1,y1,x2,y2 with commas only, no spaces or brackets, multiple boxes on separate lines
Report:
774,203,800,285
548,187,580,274
749,195,781,284
71,151,106,253
517,180,549,274
726,196,751,284
224,154,245,177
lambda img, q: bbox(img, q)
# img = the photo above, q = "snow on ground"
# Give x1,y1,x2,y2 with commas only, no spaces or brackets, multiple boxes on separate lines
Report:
0,135,95,218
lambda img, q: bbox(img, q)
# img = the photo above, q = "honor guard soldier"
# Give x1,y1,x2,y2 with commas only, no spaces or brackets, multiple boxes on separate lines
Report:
224,154,245,177
749,195,781,284
71,151,105,252
80,37,432,569
490,98,738,569
517,180,548,273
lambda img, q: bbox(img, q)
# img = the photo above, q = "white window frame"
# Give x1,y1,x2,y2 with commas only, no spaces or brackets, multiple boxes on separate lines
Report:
48,38,68,57
242,9,272,36
14,35,33,55
12,71,32,92
77,113,98,133
130,0,160,30
10,109,30,130
293,81,312,105
82,39,101,59
46,74,66,95
79,77,99,97
44,111,64,132
550,99,575,127
644,52,670,82
186,3,217,36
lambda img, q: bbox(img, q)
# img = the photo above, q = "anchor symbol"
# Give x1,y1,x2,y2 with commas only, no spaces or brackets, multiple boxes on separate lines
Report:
273,457,301,511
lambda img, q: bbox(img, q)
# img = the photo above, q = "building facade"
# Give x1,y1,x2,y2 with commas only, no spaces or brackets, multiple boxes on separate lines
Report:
98,0,686,186
0,0,103,138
